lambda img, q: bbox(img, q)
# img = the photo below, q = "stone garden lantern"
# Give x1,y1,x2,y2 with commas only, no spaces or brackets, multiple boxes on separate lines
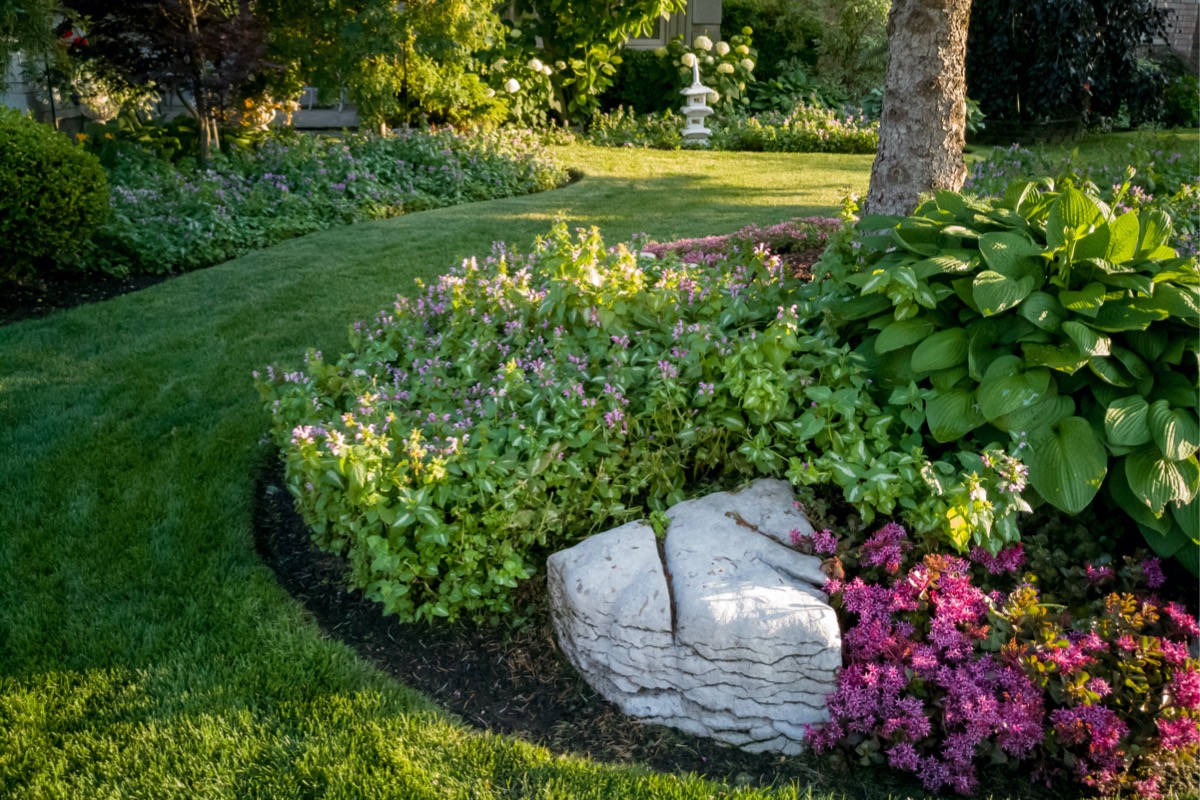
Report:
680,61,714,145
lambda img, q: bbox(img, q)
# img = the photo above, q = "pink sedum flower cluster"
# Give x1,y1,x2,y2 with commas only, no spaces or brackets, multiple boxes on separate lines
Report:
806,523,1200,797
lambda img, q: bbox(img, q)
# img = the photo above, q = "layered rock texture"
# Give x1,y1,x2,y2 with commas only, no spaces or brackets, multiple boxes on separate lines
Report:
547,479,841,755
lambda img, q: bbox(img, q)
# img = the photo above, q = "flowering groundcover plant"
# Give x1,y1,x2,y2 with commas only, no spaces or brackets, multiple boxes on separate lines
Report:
80,127,567,276
800,523,1200,798
258,220,1030,622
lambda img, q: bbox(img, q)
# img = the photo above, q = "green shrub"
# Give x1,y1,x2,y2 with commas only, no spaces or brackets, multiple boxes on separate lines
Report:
602,49,676,115
1162,61,1200,129
0,107,108,280
710,104,878,153
259,221,1037,622
814,180,1200,573
585,107,684,149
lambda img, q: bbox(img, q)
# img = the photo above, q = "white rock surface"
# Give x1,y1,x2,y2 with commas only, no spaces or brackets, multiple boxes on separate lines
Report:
546,478,841,755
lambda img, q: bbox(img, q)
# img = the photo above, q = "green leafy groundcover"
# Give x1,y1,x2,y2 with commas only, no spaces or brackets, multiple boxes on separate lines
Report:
80,127,567,276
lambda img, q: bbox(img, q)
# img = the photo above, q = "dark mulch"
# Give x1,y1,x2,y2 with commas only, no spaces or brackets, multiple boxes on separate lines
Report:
252,457,825,792
0,271,171,327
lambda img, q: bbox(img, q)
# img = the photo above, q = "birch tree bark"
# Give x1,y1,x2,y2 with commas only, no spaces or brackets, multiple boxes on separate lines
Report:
864,0,972,216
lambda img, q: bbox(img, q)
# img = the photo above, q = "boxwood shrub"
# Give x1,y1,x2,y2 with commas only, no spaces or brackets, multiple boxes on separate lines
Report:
0,107,108,281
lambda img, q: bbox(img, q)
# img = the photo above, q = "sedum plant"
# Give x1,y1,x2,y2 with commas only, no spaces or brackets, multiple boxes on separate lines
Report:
814,180,1199,572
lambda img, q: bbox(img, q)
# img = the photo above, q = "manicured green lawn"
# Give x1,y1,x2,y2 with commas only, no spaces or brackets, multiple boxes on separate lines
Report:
0,145,870,799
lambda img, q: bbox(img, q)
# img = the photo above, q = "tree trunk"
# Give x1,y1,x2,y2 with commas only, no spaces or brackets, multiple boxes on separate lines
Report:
864,0,972,216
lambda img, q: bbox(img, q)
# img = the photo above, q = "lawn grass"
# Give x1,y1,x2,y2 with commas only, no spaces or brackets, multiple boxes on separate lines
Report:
0,145,870,799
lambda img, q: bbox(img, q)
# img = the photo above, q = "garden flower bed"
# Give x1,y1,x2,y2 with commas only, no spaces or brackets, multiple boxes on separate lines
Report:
260,175,1198,795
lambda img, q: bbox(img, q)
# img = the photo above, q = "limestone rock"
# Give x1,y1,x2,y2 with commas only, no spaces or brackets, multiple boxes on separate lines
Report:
546,478,841,756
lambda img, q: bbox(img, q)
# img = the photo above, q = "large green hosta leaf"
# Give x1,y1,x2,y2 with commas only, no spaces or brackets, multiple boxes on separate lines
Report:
979,232,1044,278
911,328,969,372
1147,400,1200,461
876,317,935,353
926,389,986,443
973,271,1035,316
1126,443,1200,515
977,356,1051,421
1105,396,1152,447
1027,416,1108,514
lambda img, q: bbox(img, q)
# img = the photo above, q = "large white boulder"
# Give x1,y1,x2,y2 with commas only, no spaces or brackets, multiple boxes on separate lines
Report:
546,478,841,755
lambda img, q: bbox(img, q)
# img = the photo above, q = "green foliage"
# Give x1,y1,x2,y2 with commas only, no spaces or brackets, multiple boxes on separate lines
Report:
814,181,1200,569
656,30,758,116
709,105,878,154
260,0,504,129
747,59,845,116
585,107,683,149
261,220,1037,621
601,48,676,115
509,0,687,121
0,108,109,281
80,128,565,275
810,0,889,96
720,0,821,83
1161,58,1200,129
966,0,1170,124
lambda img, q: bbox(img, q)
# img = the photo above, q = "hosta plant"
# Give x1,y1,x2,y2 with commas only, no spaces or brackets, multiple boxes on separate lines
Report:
814,180,1200,571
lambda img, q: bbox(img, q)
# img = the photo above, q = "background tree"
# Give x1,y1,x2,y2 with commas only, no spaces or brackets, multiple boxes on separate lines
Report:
966,0,1170,127
1,0,61,87
260,0,501,131
65,0,267,165
863,0,971,215
509,0,686,121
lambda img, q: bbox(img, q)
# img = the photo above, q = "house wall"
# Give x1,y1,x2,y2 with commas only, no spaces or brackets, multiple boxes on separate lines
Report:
1155,0,1199,70
626,0,722,50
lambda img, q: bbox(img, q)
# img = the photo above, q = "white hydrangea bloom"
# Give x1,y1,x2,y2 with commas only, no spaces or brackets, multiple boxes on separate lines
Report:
493,58,508,70
528,58,543,72
693,35,713,51
717,62,734,74
708,90,720,103
715,41,730,56
681,53,697,68
737,44,749,55
504,78,520,93
654,47,668,58
555,60,566,70
509,27,522,38
741,58,755,71
542,65,553,76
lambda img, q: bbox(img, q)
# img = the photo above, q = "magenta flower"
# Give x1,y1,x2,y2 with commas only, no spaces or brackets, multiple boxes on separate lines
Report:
1157,717,1200,751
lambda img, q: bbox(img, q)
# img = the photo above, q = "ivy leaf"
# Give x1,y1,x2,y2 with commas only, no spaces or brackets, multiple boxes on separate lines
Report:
973,271,1035,316
1148,400,1200,461
1105,396,1152,448
1027,416,1108,514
